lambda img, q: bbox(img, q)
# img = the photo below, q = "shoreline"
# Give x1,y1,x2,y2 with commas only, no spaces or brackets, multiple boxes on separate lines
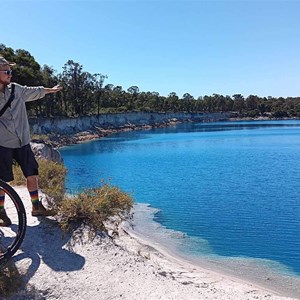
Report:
34,116,298,149
122,203,300,299
121,227,290,298
41,119,184,148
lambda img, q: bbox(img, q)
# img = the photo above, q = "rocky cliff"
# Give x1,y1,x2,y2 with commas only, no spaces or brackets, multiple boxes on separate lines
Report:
28,112,230,161
30,141,63,163
29,112,230,136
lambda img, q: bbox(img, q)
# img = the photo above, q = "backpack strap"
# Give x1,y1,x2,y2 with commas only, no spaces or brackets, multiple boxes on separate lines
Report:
0,84,15,117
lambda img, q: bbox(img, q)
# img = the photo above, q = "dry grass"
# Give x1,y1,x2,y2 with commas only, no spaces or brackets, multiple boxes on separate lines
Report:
0,263,23,298
30,134,50,143
58,182,134,238
36,159,67,203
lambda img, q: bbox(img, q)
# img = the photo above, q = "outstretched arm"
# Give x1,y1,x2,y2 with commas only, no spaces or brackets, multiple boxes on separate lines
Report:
44,85,63,94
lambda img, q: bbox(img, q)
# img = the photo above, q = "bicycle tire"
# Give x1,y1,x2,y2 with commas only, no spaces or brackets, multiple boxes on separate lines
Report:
0,180,27,267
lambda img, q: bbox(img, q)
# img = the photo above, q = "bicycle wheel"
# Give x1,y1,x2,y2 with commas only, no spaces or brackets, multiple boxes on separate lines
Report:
0,180,26,267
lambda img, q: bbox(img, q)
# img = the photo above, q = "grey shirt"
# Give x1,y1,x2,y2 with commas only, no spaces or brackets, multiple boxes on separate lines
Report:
0,82,46,148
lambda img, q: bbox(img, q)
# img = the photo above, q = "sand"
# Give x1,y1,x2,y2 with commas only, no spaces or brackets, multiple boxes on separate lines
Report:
8,186,299,300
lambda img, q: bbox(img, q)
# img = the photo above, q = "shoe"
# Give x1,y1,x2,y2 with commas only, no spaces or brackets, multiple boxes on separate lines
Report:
32,202,56,217
0,208,12,227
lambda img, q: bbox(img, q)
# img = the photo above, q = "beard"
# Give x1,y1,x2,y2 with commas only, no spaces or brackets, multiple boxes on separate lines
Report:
0,78,11,86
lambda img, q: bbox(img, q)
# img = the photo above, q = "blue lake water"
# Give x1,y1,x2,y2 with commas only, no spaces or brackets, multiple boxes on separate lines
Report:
60,120,300,294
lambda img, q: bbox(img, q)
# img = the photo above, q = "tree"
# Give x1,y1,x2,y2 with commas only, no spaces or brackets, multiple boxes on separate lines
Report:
246,95,258,110
232,94,245,114
60,60,86,116
127,86,139,95
40,65,59,116
166,92,179,112
92,73,107,115
14,49,43,86
126,86,140,111
182,93,194,101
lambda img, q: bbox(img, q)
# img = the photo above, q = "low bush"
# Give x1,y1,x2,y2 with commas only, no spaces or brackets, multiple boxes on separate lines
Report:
58,182,134,237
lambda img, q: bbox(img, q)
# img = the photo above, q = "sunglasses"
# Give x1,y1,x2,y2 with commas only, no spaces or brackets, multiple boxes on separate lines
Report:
0,70,13,76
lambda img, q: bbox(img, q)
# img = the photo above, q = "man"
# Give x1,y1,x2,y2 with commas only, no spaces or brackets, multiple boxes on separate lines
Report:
0,56,63,226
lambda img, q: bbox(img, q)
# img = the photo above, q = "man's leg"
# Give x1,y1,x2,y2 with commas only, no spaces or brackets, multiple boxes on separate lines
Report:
14,145,55,217
27,175,55,216
0,189,11,226
27,175,39,209
0,190,5,209
0,146,13,226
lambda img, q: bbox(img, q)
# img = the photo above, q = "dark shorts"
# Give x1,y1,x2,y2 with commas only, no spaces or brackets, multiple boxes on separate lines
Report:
0,144,39,182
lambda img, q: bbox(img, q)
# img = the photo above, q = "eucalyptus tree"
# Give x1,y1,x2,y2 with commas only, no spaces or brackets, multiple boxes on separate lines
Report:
0,44,14,59
232,94,245,114
60,60,92,116
127,86,140,110
39,65,60,116
13,49,43,87
100,84,115,111
136,91,149,111
257,97,270,116
127,85,139,95
93,73,108,115
211,94,226,112
182,93,195,112
80,72,97,115
146,91,162,112
245,95,259,110
111,86,126,111
166,92,180,112
225,95,234,112
202,95,216,112
194,97,204,112
292,98,300,117
182,93,194,101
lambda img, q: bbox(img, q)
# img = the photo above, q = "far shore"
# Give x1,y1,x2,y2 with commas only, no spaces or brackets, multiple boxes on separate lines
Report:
31,115,299,149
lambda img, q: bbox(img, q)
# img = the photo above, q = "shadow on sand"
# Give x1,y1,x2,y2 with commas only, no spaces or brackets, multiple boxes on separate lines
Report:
11,217,85,283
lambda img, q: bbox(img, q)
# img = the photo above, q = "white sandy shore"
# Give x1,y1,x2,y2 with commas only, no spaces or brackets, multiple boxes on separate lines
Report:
8,186,299,300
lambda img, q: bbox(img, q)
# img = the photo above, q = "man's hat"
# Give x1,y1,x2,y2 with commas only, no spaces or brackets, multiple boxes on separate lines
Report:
0,56,16,67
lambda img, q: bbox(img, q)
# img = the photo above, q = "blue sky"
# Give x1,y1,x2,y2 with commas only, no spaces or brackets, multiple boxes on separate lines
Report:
2,0,300,98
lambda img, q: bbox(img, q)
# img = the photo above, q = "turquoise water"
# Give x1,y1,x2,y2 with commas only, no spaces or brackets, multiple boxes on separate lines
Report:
60,120,300,280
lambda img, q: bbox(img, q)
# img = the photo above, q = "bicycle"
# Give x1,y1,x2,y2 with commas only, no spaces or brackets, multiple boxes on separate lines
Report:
0,180,27,267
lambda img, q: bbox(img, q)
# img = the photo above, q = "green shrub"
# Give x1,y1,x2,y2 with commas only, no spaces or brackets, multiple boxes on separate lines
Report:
58,182,134,237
